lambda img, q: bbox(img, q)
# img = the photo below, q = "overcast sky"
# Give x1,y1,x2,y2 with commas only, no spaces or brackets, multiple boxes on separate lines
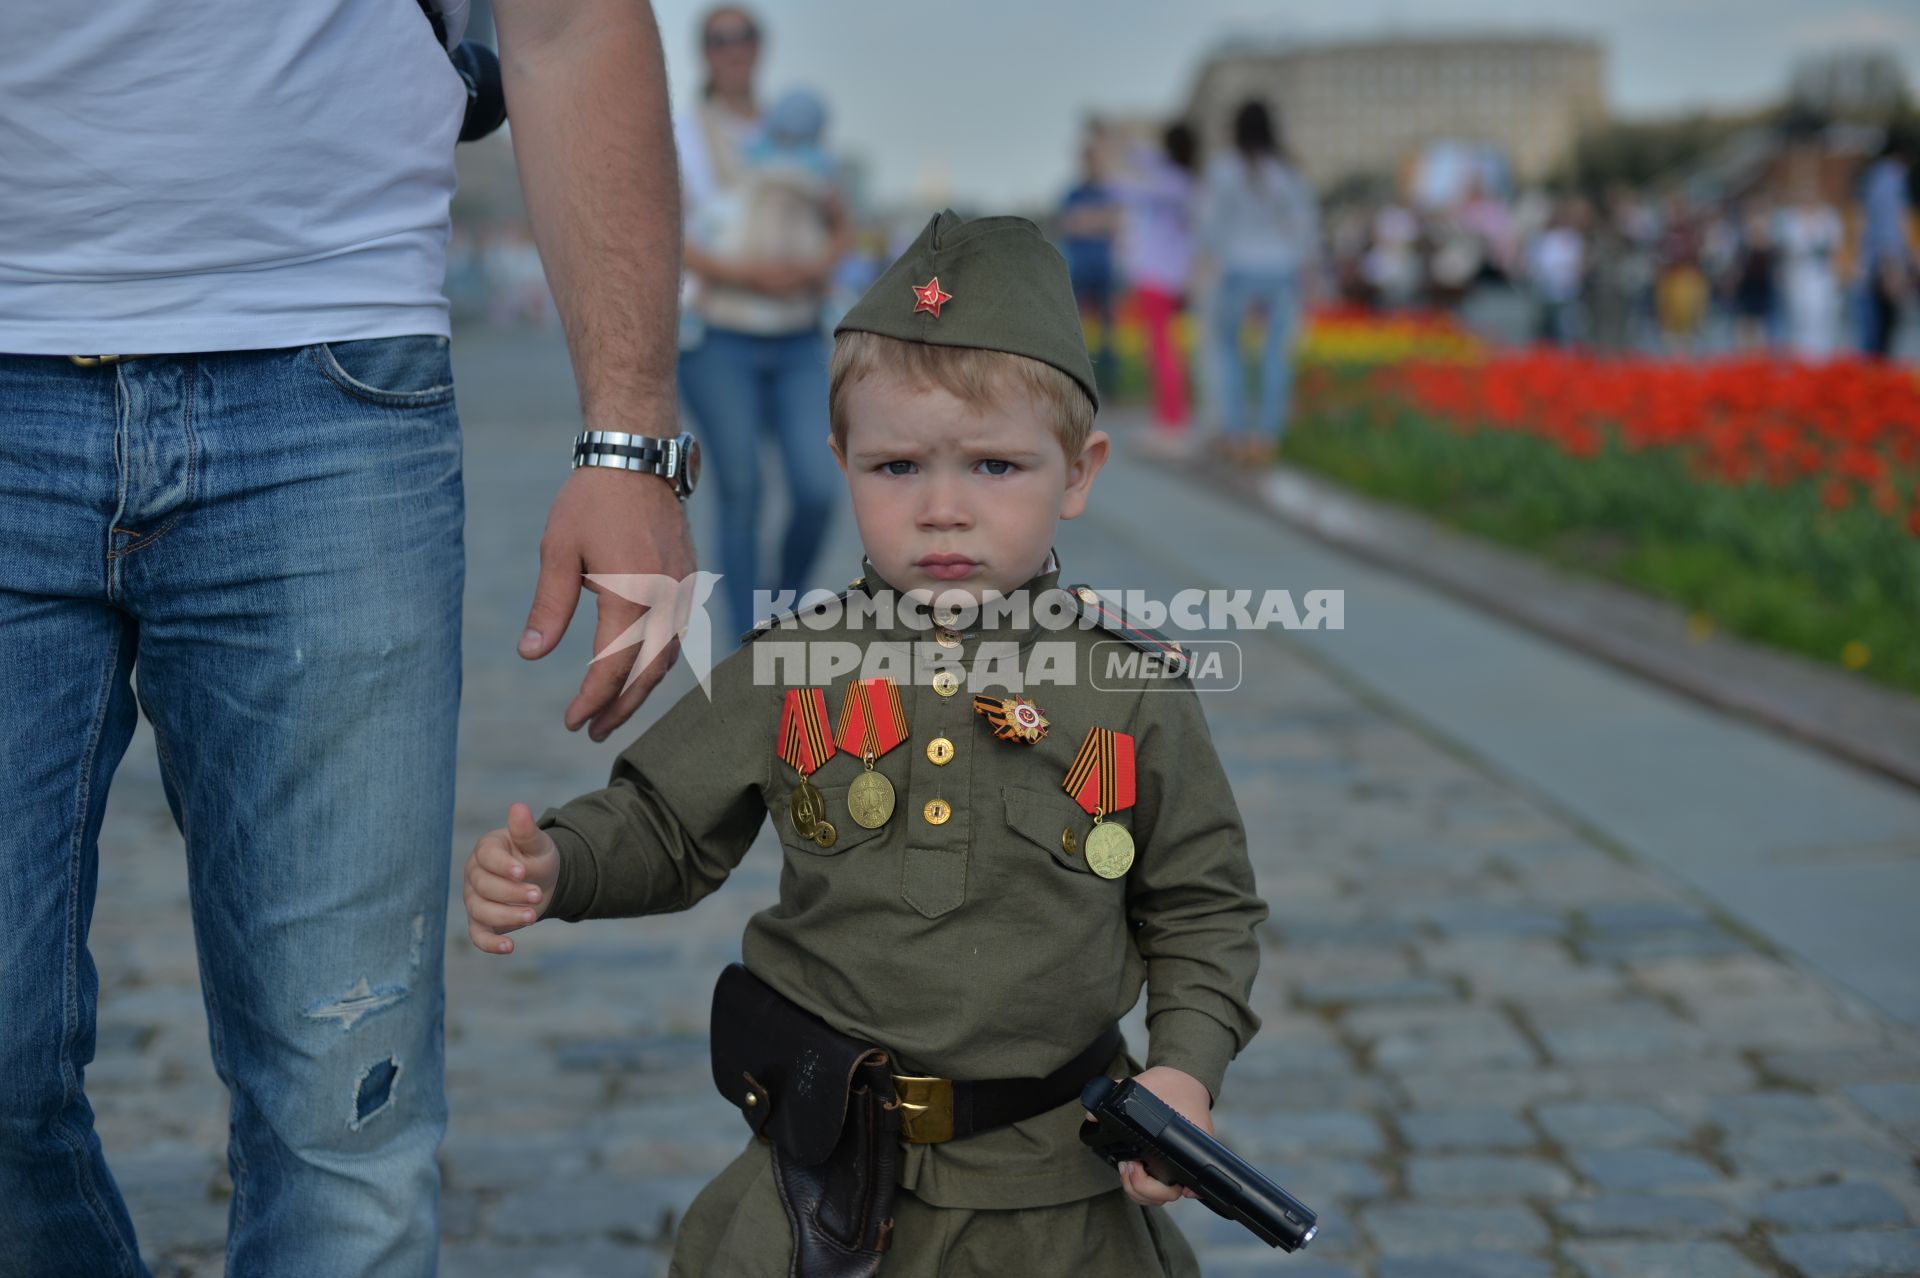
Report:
639,0,1920,209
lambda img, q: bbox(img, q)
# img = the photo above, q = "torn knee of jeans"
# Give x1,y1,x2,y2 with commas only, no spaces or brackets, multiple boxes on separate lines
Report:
349,1055,402,1131
305,977,407,1031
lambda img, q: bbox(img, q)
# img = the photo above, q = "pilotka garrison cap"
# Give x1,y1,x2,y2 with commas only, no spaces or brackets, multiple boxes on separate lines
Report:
833,209,1100,410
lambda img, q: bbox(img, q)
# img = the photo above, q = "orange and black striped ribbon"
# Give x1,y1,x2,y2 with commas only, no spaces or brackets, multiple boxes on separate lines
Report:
1063,726,1136,816
834,677,908,761
777,687,836,776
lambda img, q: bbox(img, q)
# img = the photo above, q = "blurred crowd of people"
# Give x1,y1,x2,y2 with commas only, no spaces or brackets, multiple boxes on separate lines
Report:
1319,130,1917,363
1057,104,1321,464
448,4,1920,542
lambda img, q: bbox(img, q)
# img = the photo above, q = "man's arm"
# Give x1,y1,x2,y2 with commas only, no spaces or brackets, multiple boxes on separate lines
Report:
494,0,697,740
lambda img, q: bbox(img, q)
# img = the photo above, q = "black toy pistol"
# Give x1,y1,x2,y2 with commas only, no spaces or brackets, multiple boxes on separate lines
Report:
1079,1076,1319,1252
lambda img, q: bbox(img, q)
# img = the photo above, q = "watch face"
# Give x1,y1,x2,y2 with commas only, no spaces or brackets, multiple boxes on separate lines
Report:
681,434,702,495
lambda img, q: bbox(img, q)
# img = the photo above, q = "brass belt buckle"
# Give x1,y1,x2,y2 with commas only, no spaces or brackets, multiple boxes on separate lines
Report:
891,1074,954,1144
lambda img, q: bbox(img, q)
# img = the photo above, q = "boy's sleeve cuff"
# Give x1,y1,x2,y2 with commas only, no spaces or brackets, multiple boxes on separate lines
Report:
1145,1008,1238,1102
539,818,598,922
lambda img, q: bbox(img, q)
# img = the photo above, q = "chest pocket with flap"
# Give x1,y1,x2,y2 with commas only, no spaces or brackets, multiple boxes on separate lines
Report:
1001,785,1098,874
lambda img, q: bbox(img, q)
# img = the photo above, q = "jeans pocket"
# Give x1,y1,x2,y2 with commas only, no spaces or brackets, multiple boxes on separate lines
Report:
311,335,456,408
900,845,966,919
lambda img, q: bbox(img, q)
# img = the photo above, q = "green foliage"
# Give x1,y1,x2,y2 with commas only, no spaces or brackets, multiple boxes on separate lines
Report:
1282,378,1920,694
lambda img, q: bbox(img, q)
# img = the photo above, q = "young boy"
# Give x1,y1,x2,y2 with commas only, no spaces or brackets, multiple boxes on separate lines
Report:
463,210,1267,1276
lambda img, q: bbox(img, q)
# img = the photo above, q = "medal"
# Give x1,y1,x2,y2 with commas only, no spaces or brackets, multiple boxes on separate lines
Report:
1083,814,1135,879
835,677,908,830
777,687,837,839
847,768,894,829
789,778,824,838
1063,725,1136,879
971,693,1049,744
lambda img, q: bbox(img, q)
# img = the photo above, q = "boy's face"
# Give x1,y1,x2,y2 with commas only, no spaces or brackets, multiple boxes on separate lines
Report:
830,367,1108,607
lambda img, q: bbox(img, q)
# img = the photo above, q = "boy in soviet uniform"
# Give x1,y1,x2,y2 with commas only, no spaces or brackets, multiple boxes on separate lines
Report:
463,211,1268,1275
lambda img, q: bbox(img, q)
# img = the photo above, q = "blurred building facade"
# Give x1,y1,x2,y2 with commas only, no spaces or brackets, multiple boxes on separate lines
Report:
1186,34,1606,188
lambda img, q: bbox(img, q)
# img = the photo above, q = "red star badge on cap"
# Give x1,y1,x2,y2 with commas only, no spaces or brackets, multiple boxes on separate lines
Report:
910,276,953,318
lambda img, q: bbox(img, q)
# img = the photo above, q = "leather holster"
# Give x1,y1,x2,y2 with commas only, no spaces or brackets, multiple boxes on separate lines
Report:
710,963,900,1278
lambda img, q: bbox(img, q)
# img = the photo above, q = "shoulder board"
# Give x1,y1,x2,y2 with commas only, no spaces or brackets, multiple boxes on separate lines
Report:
740,586,856,645
1066,583,1192,677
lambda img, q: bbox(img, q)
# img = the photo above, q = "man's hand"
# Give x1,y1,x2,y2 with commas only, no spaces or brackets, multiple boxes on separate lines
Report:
520,465,695,740
465,802,563,954
1116,1066,1212,1207
495,0,694,737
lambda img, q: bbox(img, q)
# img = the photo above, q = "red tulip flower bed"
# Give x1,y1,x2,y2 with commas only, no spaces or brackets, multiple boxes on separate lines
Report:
1284,351,1920,692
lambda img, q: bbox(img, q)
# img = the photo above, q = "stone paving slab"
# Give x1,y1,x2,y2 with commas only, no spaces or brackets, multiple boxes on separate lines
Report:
1126,453,1920,1032
78,332,1920,1275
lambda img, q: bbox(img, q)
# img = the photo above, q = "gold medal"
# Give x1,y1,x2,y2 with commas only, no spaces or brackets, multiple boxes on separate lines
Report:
1084,817,1134,879
847,761,895,829
789,777,823,838
834,681,906,830
777,688,836,841
1063,728,1136,878
812,818,838,849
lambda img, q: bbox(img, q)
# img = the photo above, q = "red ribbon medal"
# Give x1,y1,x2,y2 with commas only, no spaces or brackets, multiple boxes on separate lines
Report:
776,687,836,777
1062,726,1137,878
835,677,907,828
834,677,908,763
777,688,837,846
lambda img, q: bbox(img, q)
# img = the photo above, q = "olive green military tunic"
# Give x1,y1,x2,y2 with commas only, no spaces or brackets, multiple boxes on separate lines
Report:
535,552,1267,1271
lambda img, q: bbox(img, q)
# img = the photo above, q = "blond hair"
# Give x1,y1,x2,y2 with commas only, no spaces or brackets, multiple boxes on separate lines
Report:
828,331,1093,461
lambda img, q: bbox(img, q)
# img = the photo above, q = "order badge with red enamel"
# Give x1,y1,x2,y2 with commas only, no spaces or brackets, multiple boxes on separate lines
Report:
971,694,1048,744
910,276,953,318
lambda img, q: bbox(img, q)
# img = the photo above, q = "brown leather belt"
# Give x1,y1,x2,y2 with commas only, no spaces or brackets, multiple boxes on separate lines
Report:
890,1023,1124,1144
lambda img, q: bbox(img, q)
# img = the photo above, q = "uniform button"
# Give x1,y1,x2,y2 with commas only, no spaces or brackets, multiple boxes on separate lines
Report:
1076,586,1100,605
934,605,964,627
1061,826,1078,855
922,798,951,825
931,670,960,697
926,737,954,765
934,626,961,648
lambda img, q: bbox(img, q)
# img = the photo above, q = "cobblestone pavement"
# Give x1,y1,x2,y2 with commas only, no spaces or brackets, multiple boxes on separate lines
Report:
90,330,1920,1277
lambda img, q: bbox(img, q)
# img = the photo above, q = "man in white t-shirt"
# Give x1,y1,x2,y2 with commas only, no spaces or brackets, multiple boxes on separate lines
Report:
0,3,693,1273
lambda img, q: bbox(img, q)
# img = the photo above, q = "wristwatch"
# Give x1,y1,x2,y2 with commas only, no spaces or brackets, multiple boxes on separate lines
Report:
571,429,701,501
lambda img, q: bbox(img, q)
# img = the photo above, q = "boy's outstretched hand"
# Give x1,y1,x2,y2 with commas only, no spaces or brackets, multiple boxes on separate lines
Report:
1114,1066,1212,1208
464,802,561,955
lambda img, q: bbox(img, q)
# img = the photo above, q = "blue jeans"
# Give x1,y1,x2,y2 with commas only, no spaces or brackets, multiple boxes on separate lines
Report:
1210,266,1302,444
677,326,841,639
0,338,463,1276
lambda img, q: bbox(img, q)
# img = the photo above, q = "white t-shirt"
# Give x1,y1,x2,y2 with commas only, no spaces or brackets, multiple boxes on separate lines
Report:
0,2,466,354
1113,149,1195,292
1195,153,1319,276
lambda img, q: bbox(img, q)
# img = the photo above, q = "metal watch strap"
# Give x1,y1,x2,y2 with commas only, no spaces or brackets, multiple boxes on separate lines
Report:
572,429,673,472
